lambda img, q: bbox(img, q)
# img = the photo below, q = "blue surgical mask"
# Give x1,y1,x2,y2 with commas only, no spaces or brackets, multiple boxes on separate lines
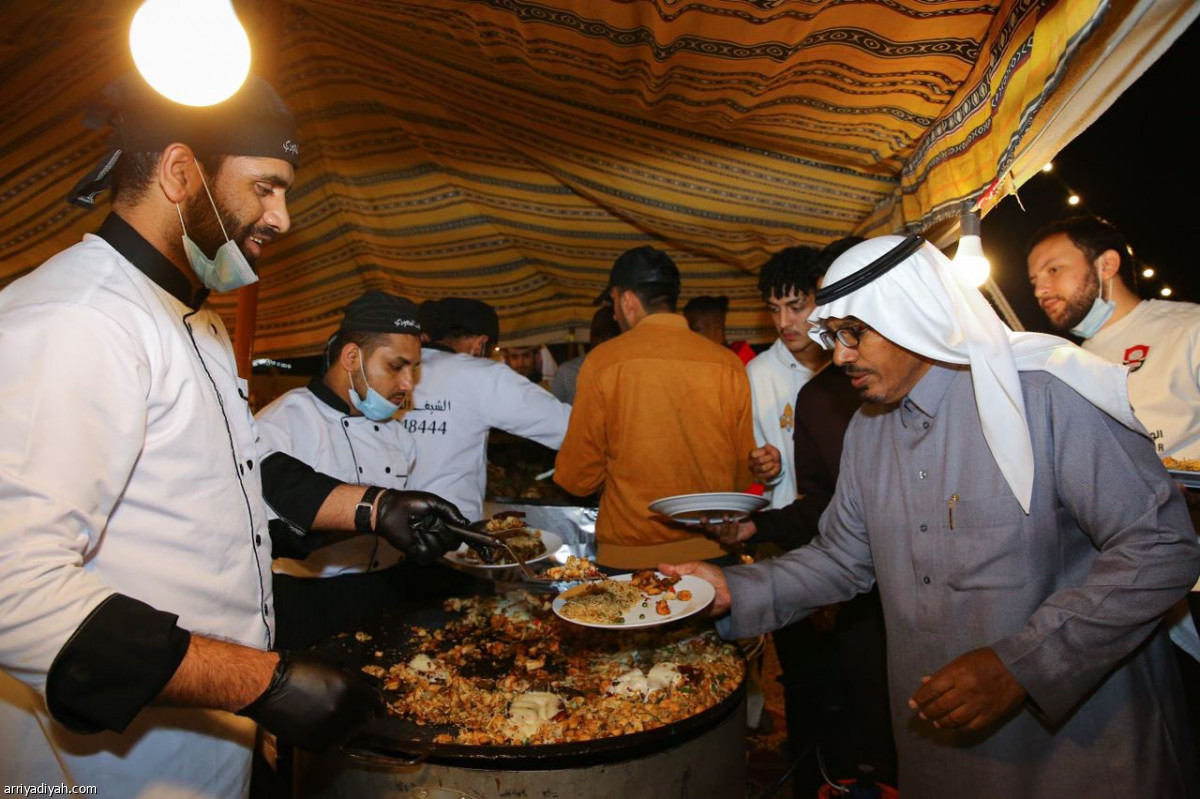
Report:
348,358,400,421
1069,266,1115,339
175,164,258,293
1069,297,1115,339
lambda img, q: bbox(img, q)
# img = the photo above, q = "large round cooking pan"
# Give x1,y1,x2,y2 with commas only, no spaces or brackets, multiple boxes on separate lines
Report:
316,600,747,770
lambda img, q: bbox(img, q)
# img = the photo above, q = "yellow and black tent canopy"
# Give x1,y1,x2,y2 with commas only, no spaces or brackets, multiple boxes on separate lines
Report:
1,0,1194,357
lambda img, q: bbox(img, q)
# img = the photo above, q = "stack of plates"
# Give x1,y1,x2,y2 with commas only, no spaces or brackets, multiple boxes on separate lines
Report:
647,492,769,526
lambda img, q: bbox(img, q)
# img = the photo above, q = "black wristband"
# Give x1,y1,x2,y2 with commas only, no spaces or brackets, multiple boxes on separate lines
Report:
355,486,384,533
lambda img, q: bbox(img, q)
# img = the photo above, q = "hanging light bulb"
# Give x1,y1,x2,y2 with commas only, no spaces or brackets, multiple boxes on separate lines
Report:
952,211,990,287
1142,267,1155,278
1161,287,1173,297
1041,162,1053,172
1067,194,1081,206
130,0,251,106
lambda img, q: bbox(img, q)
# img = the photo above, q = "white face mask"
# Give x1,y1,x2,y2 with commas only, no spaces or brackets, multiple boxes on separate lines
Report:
175,164,258,293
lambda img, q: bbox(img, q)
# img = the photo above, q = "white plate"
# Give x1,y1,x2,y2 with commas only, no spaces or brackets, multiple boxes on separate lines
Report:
552,573,715,629
647,491,769,526
1167,469,1200,490
444,530,562,569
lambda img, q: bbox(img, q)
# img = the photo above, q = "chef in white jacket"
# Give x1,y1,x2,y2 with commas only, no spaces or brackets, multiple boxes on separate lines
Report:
0,73,465,798
257,291,476,648
404,298,573,520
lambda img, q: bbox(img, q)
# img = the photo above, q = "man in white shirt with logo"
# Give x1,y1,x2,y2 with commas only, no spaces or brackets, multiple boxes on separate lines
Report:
404,298,572,521
1027,215,1200,459
746,245,835,509
1028,214,1200,755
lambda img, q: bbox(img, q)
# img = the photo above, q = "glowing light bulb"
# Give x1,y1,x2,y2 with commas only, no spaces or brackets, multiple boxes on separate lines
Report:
1041,163,1053,173
1142,267,1155,279
130,0,251,106
953,212,990,288
1067,194,1081,206
1161,287,1173,297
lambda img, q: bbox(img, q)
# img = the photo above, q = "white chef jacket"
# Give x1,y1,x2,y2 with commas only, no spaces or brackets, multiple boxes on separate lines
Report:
402,346,572,520
0,232,272,796
1085,299,1200,458
745,338,820,510
256,382,416,578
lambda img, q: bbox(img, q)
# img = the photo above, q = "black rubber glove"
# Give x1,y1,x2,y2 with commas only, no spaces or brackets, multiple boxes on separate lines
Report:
374,489,468,564
238,652,382,751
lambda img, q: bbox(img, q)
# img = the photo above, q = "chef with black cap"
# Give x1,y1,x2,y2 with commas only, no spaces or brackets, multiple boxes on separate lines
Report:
0,73,464,796
403,297,572,521
257,290,474,649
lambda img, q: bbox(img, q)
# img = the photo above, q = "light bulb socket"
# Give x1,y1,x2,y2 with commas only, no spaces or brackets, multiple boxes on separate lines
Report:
960,211,981,237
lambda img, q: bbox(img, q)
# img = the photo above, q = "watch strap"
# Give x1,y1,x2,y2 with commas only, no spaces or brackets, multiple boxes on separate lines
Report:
355,486,384,533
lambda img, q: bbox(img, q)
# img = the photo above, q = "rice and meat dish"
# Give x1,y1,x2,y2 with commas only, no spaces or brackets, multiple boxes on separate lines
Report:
459,530,546,565
629,569,681,596
557,580,645,624
365,593,743,745
545,555,604,581
1164,456,1200,472
557,570,685,624
459,513,545,564
484,514,528,532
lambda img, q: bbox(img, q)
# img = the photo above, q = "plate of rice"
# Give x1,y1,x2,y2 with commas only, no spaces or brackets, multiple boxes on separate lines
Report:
552,572,714,629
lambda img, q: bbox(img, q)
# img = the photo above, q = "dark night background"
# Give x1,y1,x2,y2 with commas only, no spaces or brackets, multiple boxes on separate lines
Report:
982,16,1200,334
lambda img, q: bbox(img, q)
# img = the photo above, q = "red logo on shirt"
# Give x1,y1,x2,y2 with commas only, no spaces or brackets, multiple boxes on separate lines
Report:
1123,344,1149,373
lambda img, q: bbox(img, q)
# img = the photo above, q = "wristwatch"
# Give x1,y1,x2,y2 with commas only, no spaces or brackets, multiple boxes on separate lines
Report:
355,486,384,534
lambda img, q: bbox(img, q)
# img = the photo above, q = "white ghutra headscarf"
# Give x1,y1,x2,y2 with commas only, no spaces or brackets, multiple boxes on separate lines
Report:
809,235,1142,513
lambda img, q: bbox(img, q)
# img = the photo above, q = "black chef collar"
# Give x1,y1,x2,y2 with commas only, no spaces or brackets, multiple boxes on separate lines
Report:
96,213,209,310
308,376,351,415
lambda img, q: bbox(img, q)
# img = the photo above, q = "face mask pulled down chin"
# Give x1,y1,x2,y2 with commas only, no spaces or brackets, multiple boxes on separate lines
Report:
348,359,400,421
175,165,258,293
1069,297,1116,339
1069,266,1115,339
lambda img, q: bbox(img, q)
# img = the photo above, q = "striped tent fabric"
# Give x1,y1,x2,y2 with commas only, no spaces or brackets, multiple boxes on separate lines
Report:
0,0,1116,356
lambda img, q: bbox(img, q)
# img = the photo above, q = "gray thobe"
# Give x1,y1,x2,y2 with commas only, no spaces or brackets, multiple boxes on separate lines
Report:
719,363,1200,798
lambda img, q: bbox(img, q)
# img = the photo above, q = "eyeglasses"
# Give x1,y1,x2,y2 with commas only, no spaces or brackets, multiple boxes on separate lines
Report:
818,323,870,350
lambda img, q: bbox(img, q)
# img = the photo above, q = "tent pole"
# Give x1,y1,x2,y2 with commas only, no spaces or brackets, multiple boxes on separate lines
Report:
232,0,283,381
234,284,260,379
982,278,1025,332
